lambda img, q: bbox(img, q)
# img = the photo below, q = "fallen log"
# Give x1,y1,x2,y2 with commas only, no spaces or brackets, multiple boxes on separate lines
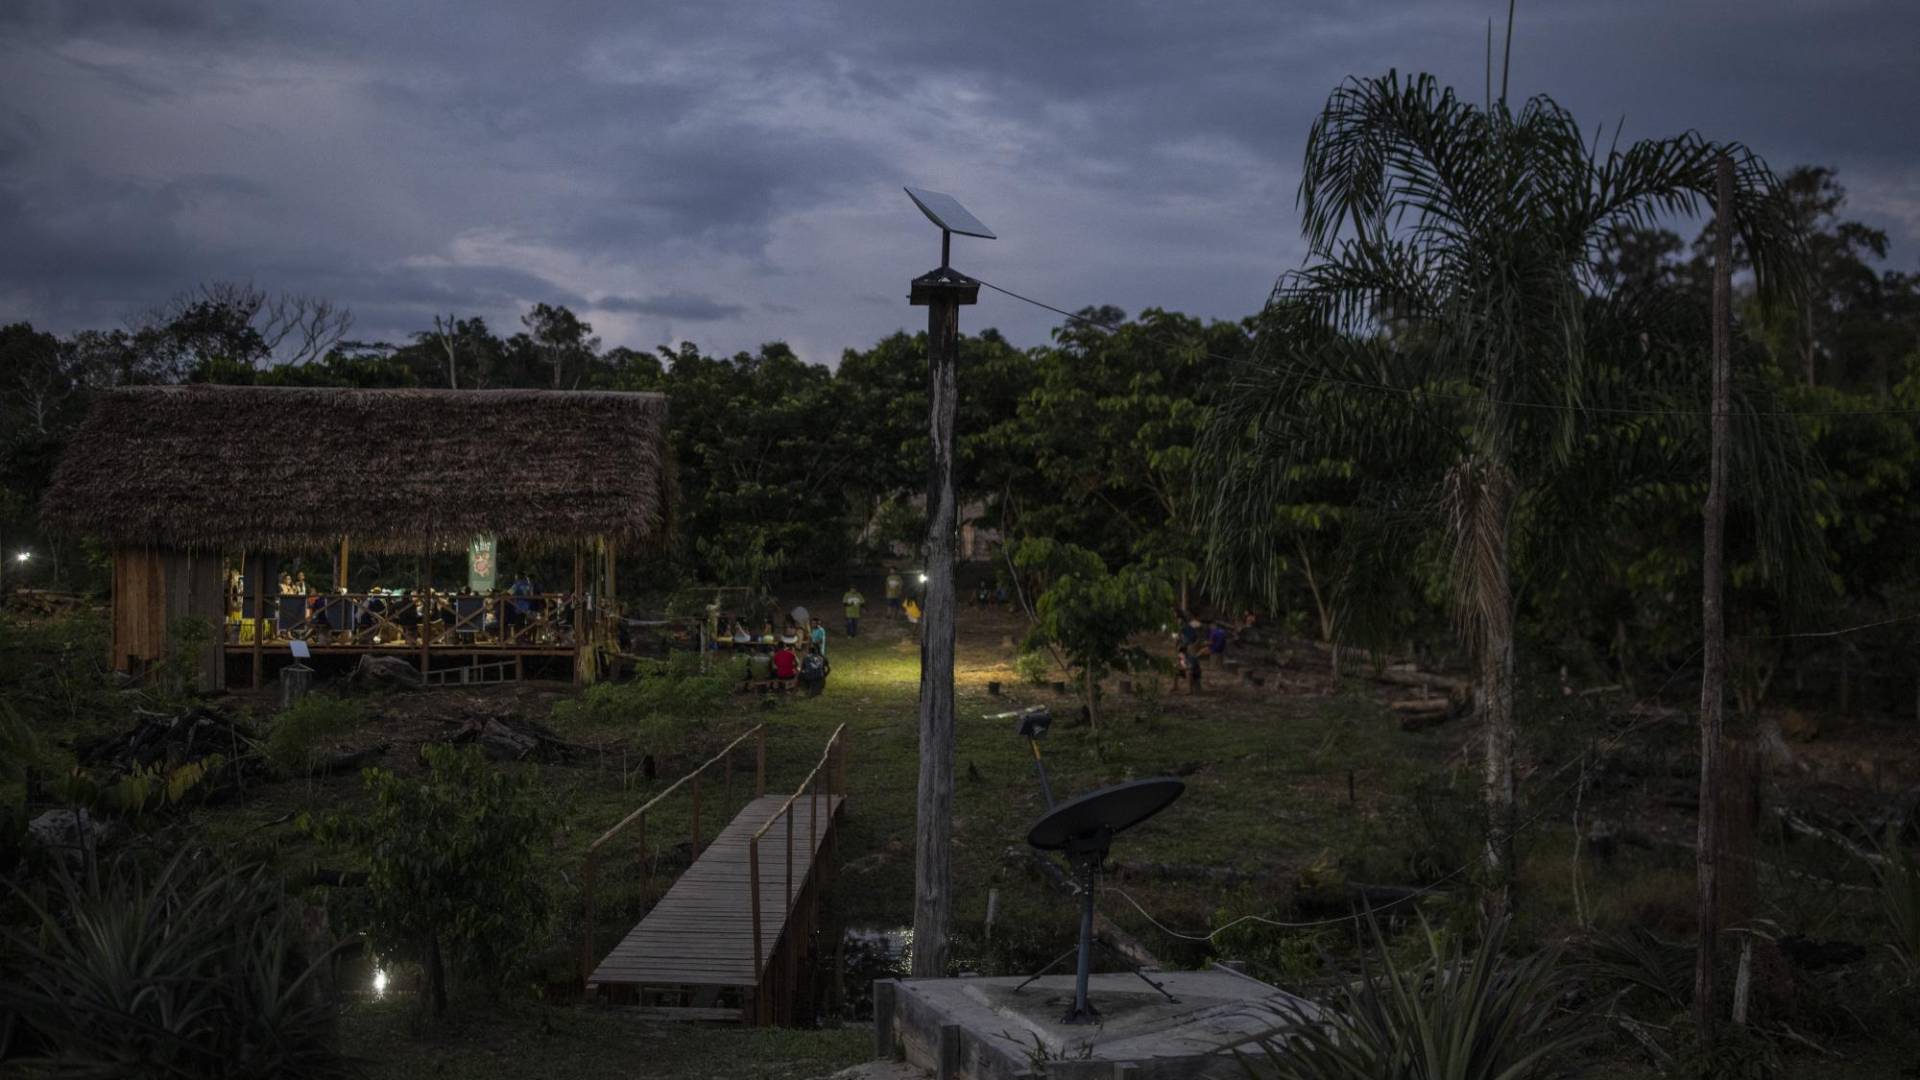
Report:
1373,665,1472,695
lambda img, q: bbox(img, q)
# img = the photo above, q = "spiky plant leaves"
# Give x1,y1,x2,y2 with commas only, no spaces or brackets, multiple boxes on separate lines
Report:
0,848,353,1079
1239,916,1590,1080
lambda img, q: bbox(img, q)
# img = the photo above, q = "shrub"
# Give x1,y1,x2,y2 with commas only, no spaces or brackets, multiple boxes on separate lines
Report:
1875,832,1920,980
1240,916,1589,1080
266,695,367,776
1014,650,1053,687
0,849,350,1078
304,743,551,1015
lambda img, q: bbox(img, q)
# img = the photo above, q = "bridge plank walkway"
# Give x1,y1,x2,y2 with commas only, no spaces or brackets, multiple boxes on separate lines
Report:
588,792,843,990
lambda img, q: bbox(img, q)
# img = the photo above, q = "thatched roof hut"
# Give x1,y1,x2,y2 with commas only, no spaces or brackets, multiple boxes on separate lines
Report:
41,385,669,689
41,385,669,552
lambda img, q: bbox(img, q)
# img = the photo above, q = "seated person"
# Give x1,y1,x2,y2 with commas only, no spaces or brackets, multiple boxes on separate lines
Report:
278,572,298,595
771,642,798,681
396,593,423,642
759,620,776,644
730,618,752,644
798,645,828,696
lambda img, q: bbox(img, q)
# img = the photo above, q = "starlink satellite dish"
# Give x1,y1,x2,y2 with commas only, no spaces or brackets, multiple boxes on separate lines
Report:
903,187,997,239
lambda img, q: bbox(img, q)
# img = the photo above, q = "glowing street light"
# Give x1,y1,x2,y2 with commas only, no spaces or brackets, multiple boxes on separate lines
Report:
14,551,29,563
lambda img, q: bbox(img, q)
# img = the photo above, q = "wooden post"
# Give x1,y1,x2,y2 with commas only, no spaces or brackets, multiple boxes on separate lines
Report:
725,750,734,818
691,772,702,857
1694,153,1735,1047
250,551,265,690
785,802,794,910
581,854,595,986
809,773,818,860
756,725,766,797
907,265,974,979
337,537,350,591
572,545,586,685
750,835,763,1005
418,552,431,678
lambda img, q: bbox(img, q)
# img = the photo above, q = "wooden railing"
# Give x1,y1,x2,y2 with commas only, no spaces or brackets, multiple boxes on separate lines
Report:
747,723,848,987
233,591,581,649
581,722,767,983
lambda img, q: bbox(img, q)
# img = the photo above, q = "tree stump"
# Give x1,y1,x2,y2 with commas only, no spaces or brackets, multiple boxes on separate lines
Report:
278,663,314,710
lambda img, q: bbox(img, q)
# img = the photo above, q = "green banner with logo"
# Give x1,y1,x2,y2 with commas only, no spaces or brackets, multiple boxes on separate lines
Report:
467,535,498,593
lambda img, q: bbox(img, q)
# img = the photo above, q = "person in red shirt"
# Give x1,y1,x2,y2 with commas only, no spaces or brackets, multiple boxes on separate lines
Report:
771,643,798,681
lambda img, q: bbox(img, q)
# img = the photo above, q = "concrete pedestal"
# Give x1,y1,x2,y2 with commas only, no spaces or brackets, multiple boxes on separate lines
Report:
871,968,1317,1080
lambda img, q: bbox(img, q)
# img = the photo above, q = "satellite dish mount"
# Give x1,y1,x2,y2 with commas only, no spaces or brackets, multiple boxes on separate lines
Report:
1018,756,1185,1023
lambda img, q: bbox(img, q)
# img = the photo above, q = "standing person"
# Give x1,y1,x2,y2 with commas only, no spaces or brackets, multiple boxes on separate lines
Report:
1208,621,1229,663
809,617,827,658
884,569,904,620
842,584,866,637
278,572,296,595
295,571,311,595
1177,643,1201,694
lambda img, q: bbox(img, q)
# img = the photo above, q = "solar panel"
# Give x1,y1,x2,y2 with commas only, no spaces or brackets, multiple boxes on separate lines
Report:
904,187,997,239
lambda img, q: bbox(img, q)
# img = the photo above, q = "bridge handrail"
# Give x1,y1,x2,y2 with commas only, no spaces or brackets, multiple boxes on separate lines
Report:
748,723,847,1004
581,721,768,983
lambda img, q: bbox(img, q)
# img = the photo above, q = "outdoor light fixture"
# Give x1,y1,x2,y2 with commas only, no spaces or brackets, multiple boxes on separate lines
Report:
371,968,388,998
918,572,928,584
15,551,29,563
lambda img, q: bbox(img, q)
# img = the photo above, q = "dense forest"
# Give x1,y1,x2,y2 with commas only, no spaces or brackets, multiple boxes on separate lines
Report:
6,165,1916,718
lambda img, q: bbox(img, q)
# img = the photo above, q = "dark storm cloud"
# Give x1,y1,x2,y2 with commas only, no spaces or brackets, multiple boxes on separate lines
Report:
598,293,746,322
2,0,1916,362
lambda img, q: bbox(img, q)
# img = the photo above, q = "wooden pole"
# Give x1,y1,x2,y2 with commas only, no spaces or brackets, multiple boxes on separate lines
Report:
573,546,586,685
690,772,702,857
750,835,763,1016
250,551,265,690
337,537,350,591
581,854,595,986
418,552,432,678
1694,153,1736,1046
908,273,968,978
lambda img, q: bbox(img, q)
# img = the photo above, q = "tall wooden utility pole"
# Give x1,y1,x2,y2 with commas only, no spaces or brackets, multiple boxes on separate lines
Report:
903,188,992,979
1694,153,1736,1047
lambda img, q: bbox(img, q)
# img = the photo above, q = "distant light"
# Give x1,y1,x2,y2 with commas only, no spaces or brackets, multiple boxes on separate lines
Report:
14,551,28,563
918,573,928,584
372,968,388,998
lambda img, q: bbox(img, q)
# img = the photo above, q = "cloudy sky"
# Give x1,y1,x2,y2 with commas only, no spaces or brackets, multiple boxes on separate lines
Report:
4,0,1917,365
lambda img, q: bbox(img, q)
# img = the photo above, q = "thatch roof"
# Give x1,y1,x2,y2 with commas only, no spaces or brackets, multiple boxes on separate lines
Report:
41,385,669,553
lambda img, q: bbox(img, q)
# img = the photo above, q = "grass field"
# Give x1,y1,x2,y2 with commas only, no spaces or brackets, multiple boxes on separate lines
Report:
9,596,1915,1077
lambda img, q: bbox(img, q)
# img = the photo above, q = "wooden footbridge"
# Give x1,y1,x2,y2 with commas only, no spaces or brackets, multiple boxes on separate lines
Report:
582,722,847,1024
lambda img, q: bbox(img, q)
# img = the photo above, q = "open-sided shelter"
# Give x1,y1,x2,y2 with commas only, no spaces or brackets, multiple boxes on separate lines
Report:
41,385,669,689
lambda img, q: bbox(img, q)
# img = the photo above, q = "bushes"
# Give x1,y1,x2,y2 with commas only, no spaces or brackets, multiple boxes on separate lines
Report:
549,654,728,764
1014,650,1053,687
0,849,350,1078
1875,834,1920,981
266,695,367,776
305,744,552,1015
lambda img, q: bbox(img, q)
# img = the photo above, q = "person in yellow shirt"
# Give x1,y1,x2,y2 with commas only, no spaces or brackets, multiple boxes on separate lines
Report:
842,586,866,637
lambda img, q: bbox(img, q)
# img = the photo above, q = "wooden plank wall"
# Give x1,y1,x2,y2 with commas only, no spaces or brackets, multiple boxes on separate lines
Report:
111,546,166,674
162,550,225,692
111,546,225,691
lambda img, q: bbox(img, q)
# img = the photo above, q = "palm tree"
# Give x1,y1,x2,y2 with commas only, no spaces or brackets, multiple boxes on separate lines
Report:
1202,69,1811,914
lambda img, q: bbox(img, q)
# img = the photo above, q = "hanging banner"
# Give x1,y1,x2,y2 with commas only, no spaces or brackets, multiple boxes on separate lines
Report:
467,535,498,593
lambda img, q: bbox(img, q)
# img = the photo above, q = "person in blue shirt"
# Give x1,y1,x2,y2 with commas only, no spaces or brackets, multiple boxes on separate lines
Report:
809,617,828,657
